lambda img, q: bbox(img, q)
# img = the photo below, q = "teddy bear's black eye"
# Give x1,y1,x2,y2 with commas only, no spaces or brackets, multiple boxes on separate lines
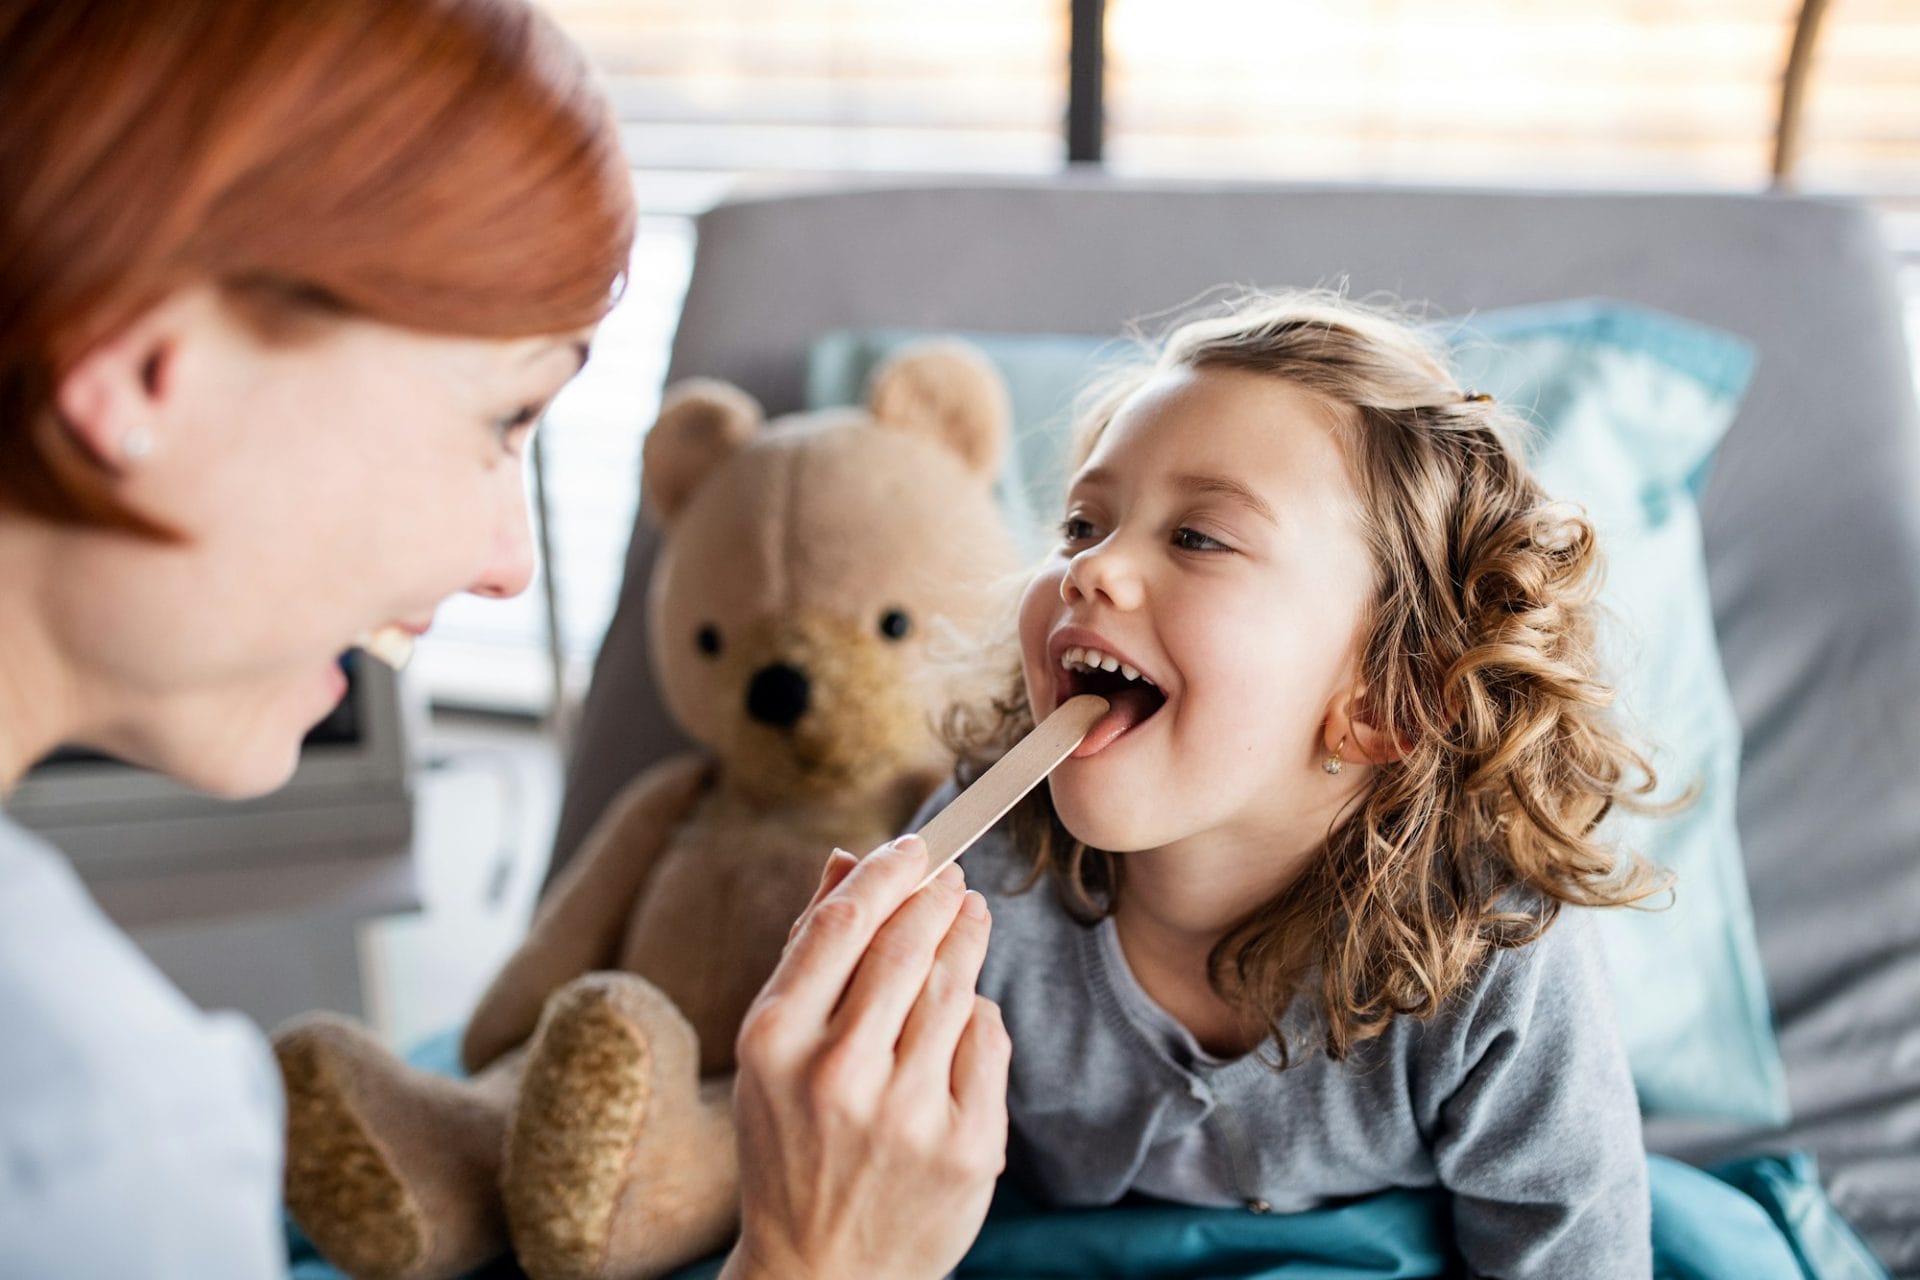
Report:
879,608,912,641
696,624,723,657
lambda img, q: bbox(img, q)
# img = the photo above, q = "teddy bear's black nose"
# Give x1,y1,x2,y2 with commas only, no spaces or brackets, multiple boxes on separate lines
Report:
746,662,811,728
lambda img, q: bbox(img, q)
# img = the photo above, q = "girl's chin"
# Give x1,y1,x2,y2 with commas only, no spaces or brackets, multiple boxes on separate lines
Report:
1046,769,1151,852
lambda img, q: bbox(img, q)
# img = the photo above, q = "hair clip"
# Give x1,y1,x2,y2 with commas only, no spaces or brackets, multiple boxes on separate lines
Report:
1462,391,1494,404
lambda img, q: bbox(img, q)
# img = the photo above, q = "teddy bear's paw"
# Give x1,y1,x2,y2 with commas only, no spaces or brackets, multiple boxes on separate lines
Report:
506,975,740,1280
276,1019,434,1280
505,976,660,1279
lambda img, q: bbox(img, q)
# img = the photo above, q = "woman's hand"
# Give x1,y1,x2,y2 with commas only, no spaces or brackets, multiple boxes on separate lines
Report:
721,835,1010,1280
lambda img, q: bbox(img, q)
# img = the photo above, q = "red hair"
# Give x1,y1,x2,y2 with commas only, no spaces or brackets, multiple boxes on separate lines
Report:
0,0,636,536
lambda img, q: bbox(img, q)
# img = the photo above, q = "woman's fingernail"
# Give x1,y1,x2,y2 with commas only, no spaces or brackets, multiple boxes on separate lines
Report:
961,890,989,920
935,862,964,890
889,834,925,859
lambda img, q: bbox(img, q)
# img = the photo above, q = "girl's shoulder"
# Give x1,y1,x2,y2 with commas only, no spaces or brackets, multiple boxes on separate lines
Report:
1420,906,1622,1069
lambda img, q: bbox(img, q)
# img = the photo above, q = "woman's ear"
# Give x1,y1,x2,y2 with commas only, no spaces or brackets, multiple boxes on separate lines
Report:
1324,686,1409,767
53,296,185,471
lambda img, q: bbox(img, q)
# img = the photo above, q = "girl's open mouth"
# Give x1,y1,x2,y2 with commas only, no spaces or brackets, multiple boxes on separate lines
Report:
1058,645,1168,756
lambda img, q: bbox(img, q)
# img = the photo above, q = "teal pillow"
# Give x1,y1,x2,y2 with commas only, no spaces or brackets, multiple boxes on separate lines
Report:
808,300,1788,1126
1447,302,1785,1125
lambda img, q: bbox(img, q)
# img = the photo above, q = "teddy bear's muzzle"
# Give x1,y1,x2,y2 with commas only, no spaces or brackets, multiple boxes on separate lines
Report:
745,662,811,728
710,613,951,801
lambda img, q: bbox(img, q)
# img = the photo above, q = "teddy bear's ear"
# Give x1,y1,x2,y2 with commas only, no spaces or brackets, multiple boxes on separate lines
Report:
642,379,764,525
865,341,1009,480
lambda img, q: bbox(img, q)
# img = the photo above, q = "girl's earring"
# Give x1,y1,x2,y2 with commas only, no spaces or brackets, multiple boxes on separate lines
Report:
1322,734,1347,776
122,425,154,463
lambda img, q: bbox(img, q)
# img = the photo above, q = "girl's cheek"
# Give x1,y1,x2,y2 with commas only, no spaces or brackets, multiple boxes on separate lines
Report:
1016,568,1055,637
1014,572,1059,685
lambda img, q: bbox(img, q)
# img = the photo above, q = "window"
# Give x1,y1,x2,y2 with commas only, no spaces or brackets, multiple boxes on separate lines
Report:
1104,0,1917,192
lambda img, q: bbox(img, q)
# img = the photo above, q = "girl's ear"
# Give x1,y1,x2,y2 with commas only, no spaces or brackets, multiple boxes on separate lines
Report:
1324,686,1409,767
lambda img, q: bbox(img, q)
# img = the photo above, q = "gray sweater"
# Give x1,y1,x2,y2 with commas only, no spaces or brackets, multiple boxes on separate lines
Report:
921,783,1652,1278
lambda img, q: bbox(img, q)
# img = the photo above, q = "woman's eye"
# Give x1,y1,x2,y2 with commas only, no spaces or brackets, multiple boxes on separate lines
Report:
492,404,541,448
1172,526,1230,552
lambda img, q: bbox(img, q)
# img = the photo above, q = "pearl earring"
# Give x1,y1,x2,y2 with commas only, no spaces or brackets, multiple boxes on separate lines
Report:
122,425,154,462
1323,734,1347,776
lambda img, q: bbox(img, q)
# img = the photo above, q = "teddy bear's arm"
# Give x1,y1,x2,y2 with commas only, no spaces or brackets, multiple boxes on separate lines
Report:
460,753,713,1073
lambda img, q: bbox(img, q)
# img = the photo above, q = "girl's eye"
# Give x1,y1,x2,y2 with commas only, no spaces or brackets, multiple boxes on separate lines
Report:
1059,516,1099,544
1172,526,1230,553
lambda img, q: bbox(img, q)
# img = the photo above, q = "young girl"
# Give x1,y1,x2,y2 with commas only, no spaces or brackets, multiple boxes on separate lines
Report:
920,290,1667,1277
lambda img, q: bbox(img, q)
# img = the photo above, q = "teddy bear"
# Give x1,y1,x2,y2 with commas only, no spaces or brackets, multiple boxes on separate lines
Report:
274,341,1023,1280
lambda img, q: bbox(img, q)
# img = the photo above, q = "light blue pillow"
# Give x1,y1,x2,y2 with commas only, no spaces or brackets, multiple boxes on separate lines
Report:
1446,303,1785,1125
807,301,1788,1125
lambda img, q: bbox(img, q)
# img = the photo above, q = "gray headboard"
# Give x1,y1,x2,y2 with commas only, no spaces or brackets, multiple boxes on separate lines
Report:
553,177,1920,1271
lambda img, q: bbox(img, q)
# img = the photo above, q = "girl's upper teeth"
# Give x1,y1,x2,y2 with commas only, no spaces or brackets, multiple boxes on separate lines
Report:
1063,646,1155,686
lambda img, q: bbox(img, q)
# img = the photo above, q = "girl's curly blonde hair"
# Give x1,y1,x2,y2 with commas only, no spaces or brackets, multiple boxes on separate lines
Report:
946,289,1672,1067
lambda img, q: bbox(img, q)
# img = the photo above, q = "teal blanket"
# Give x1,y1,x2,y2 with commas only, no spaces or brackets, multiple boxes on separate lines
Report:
287,1032,1888,1280
655,1152,1885,1280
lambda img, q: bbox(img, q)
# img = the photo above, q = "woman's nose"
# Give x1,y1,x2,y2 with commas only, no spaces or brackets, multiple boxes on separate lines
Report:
468,476,538,600
1061,540,1144,611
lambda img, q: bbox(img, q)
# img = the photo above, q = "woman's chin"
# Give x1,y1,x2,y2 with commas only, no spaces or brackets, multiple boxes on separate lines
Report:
146,684,334,799
169,737,304,800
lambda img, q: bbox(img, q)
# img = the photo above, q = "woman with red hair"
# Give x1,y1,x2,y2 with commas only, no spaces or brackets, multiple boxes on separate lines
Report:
0,2,1008,1275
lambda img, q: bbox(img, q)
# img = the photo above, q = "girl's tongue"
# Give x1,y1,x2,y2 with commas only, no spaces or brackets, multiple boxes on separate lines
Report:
1071,682,1163,757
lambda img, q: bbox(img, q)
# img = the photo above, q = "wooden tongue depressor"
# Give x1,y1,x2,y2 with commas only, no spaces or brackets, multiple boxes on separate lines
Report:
912,693,1110,892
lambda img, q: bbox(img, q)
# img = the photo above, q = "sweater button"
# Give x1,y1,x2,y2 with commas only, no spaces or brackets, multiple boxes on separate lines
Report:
1246,1198,1272,1214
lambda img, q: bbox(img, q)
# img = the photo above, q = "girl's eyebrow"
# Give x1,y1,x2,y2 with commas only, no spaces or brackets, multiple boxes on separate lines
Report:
1066,465,1114,501
1172,472,1279,525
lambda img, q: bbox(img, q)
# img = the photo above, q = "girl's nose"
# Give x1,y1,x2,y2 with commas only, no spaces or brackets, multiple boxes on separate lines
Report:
1061,540,1145,611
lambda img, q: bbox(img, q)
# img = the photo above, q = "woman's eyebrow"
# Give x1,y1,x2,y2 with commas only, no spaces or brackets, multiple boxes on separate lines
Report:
524,339,590,371
1173,472,1279,524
